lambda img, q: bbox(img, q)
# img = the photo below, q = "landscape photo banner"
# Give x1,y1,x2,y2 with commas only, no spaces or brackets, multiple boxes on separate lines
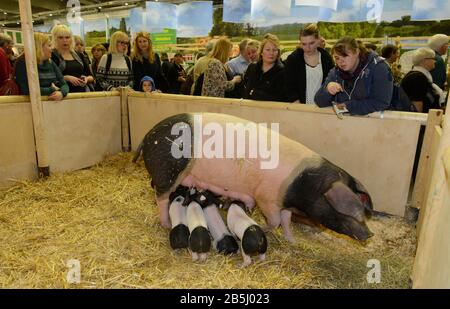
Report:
145,1,177,33
411,0,450,21
381,0,413,22
294,0,338,10
177,1,213,37
223,0,252,23
319,0,384,23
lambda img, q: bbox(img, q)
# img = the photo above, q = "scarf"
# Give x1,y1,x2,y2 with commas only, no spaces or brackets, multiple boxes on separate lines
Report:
412,65,445,105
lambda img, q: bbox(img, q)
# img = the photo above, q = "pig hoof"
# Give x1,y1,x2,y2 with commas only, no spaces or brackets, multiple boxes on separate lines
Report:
191,252,199,262
258,254,266,262
239,261,252,268
284,235,296,244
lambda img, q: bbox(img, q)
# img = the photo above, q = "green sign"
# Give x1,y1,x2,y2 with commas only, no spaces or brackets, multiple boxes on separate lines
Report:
15,32,22,44
151,28,176,46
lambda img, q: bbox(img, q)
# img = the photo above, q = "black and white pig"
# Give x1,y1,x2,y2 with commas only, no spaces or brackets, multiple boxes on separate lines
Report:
186,188,211,261
168,185,190,250
194,190,239,255
137,113,374,243
227,201,267,267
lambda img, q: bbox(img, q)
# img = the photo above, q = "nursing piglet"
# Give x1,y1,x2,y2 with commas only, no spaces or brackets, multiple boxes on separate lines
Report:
168,185,190,250
186,189,211,262
227,201,267,267
194,190,239,255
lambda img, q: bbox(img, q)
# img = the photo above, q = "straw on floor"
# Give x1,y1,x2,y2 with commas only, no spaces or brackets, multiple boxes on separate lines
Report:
0,153,416,288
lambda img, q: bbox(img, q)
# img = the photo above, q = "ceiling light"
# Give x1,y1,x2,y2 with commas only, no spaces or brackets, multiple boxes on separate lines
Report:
3,12,7,15
125,2,129,5
49,13,53,16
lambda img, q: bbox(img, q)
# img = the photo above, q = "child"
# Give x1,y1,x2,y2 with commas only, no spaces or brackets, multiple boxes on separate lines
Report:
140,76,157,93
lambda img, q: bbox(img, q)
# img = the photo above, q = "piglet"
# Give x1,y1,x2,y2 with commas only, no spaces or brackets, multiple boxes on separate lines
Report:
194,190,239,255
227,201,267,268
186,188,211,262
168,185,190,250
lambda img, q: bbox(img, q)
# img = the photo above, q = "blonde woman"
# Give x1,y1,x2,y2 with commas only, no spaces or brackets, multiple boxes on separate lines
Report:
131,31,167,92
15,33,69,100
96,31,133,91
201,37,241,97
243,33,286,102
51,25,94,92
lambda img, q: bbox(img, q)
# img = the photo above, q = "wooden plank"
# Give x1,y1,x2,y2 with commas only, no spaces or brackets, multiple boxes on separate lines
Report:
120,87,130,152
0,103,37,188
412,110,444,210
416,126,443,234
19,0,49,177
413,97,450,288
128,95,423,216
42,97,122,173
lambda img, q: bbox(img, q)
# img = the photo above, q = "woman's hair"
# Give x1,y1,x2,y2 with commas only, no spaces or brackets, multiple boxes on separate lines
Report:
131,31,155,63
427,34,449,51
381,44,398,59
51,24,73,50
0,33,13,48
210,37,233,64
109,31,129,54
299,23,320,39
412,47,435,66
258,33,280,61
34,32,51,64
332,37,368,58
91,43,106,55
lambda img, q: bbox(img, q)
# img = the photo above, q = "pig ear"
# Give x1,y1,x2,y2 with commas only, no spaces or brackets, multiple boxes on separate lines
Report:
352,178,374,217
324,182,365,222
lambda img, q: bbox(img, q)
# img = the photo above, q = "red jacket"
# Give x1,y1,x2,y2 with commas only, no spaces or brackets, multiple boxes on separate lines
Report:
0,48,13,87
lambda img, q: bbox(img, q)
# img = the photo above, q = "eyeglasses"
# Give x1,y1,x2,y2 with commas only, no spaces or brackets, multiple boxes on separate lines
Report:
117,41,129,45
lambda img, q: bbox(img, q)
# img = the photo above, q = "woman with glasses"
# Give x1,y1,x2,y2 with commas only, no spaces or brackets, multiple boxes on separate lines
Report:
315,36,393,115
400,47,445,113
50,25,94,93
96,31,133,91
131,31,168,92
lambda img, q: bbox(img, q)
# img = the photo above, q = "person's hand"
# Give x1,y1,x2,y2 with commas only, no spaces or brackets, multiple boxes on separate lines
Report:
292,99,300,104
232,75,242,84
65,75,86,86
326,82,343,95
178,76,186,83
336,103,347,110
85,75,95,84
48,91,63,101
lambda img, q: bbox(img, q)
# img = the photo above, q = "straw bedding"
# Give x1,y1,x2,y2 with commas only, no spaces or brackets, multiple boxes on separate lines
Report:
0,153,416,288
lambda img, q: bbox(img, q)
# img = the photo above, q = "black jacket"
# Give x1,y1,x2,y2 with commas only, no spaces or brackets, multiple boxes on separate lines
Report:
284,47,334,103
132,53,168,92
243,60,287,102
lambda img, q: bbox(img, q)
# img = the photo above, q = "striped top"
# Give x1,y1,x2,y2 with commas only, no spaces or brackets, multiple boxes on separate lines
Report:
96,53,133,91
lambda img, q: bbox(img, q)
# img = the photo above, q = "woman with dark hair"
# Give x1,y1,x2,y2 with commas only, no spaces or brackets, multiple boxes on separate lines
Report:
381,44,402,84
315,37,393,115
285,24,333,104
131,31,168,92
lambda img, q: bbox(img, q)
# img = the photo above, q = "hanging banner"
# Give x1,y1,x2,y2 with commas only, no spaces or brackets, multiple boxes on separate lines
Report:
295,0,338,10
319,0,384,23
223,0,252,23
382,0,413,22
146,2,177,33
151,28,177,45
411,0,450,21
177,1,213,38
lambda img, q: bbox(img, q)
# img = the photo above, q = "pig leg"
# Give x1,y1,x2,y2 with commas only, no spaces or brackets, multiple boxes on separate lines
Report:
258,254,266,262
156,195,171,229
191,251,199,262
199,253,207,262
280,209,295,243
260,206,281,232
239,243,252,268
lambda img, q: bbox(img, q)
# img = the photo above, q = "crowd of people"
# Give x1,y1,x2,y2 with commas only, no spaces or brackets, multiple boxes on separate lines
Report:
0,23,448,115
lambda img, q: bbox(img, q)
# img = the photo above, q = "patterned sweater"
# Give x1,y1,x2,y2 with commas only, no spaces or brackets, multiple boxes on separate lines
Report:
15,57,69,97
201,58,235,97
96,53,133,91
